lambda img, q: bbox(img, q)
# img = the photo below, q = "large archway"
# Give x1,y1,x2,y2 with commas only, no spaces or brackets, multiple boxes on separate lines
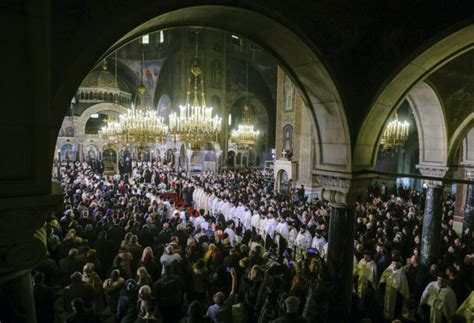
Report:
354,25,474,171
449,112,474,164
51,5,350,174
406,82,448,167
77,102,128,136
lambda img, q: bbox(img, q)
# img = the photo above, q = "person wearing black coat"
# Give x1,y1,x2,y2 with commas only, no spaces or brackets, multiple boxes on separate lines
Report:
65,298,99,323
32,272,56,323
271,296,307,323
116,279,139,323
239,265,264,323
93,230,116,276
152,264,186,323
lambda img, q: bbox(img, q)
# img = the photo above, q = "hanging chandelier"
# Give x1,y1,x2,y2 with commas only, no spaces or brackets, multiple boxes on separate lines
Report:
100,51,168,144
380,113,409,151
230,105,260,148
229,45,260,149
169,31,222,147
101,101,168,144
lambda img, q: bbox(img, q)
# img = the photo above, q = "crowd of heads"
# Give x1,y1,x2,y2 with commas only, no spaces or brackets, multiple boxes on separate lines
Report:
31,160,473,322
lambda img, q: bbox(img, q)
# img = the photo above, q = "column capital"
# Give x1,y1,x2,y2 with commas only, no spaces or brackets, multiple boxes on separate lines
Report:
464,167,474,181
315,171,374,207
416,164,449,186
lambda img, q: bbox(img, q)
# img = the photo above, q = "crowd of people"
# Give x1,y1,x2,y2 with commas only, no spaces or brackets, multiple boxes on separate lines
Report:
33,159,473,323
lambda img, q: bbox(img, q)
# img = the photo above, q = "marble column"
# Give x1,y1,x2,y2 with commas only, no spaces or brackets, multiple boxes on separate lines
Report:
215,149,223,172
327,204,355,321
420,184,444,267
464,182,474,234
174,152,180,173
186,148,193,173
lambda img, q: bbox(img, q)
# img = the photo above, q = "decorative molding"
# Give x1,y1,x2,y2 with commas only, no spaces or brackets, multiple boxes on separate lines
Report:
316,172,374,207
464,168,474,181
315,174,351,192
416,165,449,178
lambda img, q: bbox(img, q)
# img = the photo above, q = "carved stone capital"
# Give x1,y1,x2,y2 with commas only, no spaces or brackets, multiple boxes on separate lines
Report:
0,193,63,275
315,171,373,207
416,165,449,178
416,164,449,186
315,173,351,192
464,168,474,181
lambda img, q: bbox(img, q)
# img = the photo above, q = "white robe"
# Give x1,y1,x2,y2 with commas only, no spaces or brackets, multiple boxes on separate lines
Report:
224,227,236,247
251,213,260,231
420,281,458,323
287,228,298,250
378,264,409,320
240,210,252,232
275,222,289,241
311,236,327,253
264,218,278,240
295,231,312,250
227,206,237,223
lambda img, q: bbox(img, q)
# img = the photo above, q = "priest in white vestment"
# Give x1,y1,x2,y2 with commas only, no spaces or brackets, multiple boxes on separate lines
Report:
420,273,458,323
378,259,410,321
295,227,312,262
311,229,326,253
275,216,289,256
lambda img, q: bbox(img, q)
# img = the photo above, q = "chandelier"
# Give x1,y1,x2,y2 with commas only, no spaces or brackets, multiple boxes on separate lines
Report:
229,46,260,148
230,105,260,147
169,31,222,147
380,113,409,150
101,101,168,144
100,51,168,144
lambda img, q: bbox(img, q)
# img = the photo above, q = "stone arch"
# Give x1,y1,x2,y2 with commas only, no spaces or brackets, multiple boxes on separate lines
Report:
406,82,448,166
78,102,128,136
449,112,474,164
463,127,474,164
52,5,350,173
354,24,474,171
276,169,290,193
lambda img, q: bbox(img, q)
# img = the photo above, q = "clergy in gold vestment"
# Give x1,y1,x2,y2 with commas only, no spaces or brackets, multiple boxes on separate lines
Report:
454,291,473,323
378,260,409,321
356,251,378,298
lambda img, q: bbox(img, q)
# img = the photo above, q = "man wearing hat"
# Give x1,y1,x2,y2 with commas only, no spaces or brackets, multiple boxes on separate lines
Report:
419,270,457,323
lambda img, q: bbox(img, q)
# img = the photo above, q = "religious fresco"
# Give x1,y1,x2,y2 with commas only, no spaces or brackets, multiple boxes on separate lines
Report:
60,144,76,161
65,127,75,137
85,144,99,161
120,58,166,107
157,94,172,122
283,73,295,112
211,59,222,89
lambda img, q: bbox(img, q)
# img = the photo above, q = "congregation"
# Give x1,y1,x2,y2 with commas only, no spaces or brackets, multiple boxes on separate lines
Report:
33,159,474,323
